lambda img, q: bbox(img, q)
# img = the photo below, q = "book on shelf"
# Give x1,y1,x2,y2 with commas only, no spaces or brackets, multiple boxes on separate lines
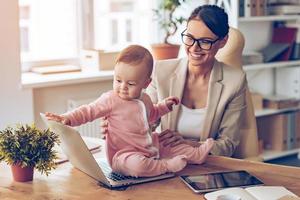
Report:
267,5,300,15
259,43,290,62
242,51,264,65
271,27,298,61
263,95,299,109
204,186,299,200
240,0,266,17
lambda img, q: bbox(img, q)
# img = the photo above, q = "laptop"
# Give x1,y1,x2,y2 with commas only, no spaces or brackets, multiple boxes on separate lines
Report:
40,113,175,189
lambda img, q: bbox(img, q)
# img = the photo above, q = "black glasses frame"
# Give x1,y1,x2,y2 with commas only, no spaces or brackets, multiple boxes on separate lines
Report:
181,29,219,50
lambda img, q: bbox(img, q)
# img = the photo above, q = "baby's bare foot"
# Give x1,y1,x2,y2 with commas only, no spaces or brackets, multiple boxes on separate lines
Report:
166,155,187,172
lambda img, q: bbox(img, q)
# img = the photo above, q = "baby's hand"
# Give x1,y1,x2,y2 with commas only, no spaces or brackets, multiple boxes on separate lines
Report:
165,96,180,111
45,112,70,125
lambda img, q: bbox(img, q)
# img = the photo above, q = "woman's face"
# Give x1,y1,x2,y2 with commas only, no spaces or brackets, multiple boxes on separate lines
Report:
184,19,227,67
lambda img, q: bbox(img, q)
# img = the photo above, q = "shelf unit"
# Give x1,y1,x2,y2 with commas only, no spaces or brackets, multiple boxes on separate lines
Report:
243,60,300,71
261,148,300,161
255,106,300,118
239,15,300,22
239,13,300,162
209,0,300,162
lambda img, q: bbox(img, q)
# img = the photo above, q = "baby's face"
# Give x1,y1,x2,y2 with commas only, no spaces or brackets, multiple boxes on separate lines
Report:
113,62,151,100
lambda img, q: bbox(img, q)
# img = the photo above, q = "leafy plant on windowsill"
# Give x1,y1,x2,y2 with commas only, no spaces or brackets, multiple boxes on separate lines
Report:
0,124,60,176
153,0,187,44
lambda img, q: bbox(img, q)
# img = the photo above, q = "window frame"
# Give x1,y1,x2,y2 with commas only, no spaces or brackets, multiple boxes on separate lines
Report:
19,0,84,72
20,0,160,72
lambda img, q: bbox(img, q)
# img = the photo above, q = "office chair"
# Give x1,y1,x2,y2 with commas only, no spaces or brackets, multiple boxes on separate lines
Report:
216,27,261,161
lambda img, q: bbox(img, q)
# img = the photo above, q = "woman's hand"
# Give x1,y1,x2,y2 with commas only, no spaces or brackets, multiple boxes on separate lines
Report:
165,96,179,110
159,129,202,147
45,112,70,125
100,116,109,139
159,129,186,147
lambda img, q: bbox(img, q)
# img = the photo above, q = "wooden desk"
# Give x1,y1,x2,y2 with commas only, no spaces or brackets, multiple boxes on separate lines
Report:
1,154,300,199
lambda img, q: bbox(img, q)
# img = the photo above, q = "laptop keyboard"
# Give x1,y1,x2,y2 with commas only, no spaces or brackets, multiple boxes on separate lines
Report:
98,160,139,181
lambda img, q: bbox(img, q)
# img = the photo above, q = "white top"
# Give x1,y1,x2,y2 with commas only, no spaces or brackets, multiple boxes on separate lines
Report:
177,104,207,139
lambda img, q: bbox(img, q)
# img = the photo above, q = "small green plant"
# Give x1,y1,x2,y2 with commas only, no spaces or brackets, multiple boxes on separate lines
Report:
0,124,60,176
153,0,187,44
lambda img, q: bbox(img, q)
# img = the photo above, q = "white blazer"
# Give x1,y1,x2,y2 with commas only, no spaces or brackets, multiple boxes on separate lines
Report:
147,57,254,157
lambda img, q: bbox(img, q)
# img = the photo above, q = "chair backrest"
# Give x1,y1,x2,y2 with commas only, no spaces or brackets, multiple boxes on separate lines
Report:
216,28,260,160
216,27,245,69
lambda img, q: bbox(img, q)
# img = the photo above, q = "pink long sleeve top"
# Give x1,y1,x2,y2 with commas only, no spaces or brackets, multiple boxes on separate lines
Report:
62,91,171,166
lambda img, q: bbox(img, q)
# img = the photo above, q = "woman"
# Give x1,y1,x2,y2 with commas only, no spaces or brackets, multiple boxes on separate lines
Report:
103,5,256,157
146,4,254,157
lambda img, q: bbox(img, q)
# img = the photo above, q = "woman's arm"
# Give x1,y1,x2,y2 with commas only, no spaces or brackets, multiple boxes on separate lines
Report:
159,129,201,147
210,74,249,157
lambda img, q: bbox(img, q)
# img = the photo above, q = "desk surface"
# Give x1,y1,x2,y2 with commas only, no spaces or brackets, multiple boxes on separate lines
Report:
1,153,300,199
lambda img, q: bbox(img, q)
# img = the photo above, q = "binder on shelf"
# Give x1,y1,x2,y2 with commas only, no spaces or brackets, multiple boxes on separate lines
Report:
271,27,298,61
276,66,300,99
292,43,300,60
239,0,245,17
256,114,288,151
255,0,266,16
251,92,263,110
286,22,300,60
296,111,300,148
244,0,257,17
287,112,296,150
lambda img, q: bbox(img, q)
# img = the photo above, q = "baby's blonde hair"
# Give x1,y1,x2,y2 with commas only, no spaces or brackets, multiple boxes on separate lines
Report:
116,45,153,77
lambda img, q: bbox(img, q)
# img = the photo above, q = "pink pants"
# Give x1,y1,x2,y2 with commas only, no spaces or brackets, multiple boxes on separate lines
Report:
111,134,214,177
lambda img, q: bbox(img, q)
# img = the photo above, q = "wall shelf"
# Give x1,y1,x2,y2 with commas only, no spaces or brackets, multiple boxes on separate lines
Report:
239,15,300,22
243,60,300,71
215,0,300,165
261,148,300,161
255,107,300,118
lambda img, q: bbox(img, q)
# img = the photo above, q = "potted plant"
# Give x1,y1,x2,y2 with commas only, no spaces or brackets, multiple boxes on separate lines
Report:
152,0,187,60
0,124,60,182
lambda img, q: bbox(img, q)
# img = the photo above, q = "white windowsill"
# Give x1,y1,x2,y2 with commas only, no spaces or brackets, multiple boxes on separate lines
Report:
21,70,114,89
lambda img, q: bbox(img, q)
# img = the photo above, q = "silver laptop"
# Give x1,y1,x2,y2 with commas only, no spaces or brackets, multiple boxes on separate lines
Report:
40,113,175,189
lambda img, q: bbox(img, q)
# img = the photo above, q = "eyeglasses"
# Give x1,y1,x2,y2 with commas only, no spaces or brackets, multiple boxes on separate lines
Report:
181,29,219,50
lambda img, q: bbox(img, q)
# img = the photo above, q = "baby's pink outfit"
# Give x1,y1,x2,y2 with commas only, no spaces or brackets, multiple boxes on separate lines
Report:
63,91,214,177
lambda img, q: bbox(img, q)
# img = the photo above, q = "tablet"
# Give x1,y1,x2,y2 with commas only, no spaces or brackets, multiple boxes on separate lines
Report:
180,170,264,193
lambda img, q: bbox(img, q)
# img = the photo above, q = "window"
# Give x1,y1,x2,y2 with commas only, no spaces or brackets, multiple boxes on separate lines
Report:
18,0,156,70
19,0,79,63
93,0,156,50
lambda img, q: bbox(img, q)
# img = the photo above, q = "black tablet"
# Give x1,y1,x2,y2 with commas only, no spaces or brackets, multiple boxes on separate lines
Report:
180,170,264,193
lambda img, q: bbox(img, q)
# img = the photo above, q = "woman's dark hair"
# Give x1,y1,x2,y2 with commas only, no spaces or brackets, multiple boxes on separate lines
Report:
188,5,229,38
